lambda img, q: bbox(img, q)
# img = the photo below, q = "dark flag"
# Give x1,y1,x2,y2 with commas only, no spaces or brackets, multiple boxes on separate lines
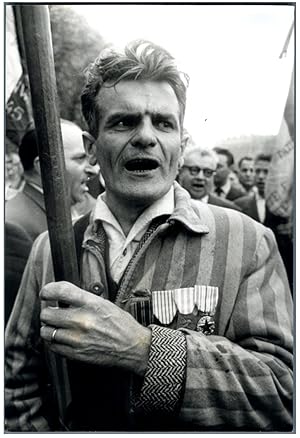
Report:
6,5,33,146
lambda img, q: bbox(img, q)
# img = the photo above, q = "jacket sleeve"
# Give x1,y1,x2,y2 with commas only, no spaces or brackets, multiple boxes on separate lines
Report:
5,235,52,431
135,227,293,431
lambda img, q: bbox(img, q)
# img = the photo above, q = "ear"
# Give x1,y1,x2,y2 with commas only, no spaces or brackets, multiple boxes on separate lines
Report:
33,156,41,175
82,131,97,165
177,155,184,170
178,132,186,172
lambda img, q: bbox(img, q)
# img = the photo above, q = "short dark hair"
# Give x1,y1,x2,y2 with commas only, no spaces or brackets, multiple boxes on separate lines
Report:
254,153,272,164
238,156,254,168
213,147,235,167
18,129,38,171
81,40,189,138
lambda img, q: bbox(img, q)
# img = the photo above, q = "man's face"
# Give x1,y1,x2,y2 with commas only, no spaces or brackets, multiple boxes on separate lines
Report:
92,80,183,210
239,159,254,190
5,152,22,181
179,153,216,199
62,124,95,205
214,153,230,187
254,159,270,197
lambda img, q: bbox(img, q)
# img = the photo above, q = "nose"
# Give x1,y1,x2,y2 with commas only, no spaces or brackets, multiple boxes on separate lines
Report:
131,119,157,148
196,169,206,178
84,159,98,178
257,171,265,180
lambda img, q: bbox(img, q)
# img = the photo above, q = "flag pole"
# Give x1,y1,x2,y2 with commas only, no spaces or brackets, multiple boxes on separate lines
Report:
18,4,79,427
18,5,79,286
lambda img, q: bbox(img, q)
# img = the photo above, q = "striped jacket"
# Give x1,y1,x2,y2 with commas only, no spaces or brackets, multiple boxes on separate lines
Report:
5,183,293,431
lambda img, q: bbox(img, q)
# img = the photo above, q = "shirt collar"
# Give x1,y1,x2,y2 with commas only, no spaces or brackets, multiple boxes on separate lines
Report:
27,180,43,194
218,178,231,195
255,190,265,201
199,194,209,203
92,185,175,241
167,182,209,234
87,181,209,242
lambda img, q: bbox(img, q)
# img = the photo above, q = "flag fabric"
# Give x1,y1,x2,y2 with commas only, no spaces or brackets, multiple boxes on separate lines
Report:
265,26,294,219
6,5,33,147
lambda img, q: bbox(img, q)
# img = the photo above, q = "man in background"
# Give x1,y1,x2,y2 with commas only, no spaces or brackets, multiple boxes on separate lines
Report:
237,156,255,194
236,153,293,292
5,120,97,323
6,119,96,240
213,147,245,201
235,153,271,224
5,150,25,201
178,146,241,211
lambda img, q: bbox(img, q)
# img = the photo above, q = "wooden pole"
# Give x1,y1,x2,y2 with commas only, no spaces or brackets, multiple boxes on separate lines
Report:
19,5,78,428
19,5,79,286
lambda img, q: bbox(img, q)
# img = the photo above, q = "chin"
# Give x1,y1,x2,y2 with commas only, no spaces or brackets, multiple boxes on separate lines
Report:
122,186,166,205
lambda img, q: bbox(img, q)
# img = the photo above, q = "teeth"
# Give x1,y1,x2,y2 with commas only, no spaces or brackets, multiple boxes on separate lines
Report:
132,169,148,172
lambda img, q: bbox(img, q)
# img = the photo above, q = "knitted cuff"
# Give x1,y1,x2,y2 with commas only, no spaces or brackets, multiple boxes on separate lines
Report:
133,325,187,415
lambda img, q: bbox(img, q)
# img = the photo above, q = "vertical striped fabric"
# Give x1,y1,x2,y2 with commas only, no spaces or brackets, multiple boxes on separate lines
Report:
5,183,293,431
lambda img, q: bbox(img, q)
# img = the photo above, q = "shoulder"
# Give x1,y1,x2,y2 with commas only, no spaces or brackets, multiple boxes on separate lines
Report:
191,197,266,239
30,230,52,261
6,191,26,210
5,222,32,257
5,192,31,225
228,185,245,200
235,193,255,207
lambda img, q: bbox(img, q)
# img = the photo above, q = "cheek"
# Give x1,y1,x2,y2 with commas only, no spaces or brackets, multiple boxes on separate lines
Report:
182,175,193,189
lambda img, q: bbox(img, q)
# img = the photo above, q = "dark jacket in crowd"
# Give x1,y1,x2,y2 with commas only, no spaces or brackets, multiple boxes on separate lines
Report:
5,182,47,242
5,222,32,326
207,193,241,211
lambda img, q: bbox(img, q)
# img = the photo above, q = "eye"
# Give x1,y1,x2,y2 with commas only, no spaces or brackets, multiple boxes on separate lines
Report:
73,154,87,163
155,119,174,131
113,116,137,131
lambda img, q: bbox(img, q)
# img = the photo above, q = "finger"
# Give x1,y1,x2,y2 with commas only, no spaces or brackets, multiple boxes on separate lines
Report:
40,325,79,348
40,281,93,307
40,324,57,343
40,306,77,329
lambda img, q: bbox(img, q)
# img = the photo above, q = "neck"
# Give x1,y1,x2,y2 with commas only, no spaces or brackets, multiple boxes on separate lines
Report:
24,169,42,187
105,194,149,236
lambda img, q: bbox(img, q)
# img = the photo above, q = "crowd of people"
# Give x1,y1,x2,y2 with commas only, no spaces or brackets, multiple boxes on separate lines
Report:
177,145,293,291
5,39,293,432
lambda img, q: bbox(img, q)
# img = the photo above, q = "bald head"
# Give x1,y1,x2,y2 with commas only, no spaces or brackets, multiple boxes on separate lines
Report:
61,120,85,160
59,120,95,205
178,147,218,199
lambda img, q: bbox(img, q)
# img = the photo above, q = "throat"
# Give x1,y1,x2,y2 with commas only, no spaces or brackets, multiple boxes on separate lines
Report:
105,194,148,237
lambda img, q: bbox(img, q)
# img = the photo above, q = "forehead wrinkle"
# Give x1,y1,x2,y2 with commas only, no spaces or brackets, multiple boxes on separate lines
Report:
95,80,182,131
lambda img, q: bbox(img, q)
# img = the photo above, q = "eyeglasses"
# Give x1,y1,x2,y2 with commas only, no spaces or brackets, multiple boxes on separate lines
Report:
182,165,216,177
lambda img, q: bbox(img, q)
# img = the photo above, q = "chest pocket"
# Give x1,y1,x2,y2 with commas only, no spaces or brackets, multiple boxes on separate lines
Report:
126,285,219,335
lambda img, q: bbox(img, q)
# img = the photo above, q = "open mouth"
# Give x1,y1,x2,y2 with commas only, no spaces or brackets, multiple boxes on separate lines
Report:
192,182,205,189
80,181,89,192
125,158,159,173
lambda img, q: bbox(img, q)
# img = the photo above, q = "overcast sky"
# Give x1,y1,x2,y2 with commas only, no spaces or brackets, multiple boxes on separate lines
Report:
71,3,294,147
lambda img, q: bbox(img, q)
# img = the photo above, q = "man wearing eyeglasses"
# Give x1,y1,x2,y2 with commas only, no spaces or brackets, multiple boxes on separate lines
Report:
178,147,241,211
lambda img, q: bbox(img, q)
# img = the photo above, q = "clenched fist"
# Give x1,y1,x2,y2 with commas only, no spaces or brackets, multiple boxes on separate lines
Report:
40,281,151,376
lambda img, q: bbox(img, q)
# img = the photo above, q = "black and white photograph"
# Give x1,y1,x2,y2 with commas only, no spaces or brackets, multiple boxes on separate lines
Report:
4,2,294,433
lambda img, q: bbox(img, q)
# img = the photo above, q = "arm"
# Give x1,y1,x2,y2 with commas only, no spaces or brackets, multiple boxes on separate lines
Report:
38,228,293,431
5,235,53,431
134,227,293,430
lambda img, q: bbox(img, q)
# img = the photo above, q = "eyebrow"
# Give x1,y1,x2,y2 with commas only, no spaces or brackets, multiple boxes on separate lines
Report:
105,110,179,126
105,112,140,125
